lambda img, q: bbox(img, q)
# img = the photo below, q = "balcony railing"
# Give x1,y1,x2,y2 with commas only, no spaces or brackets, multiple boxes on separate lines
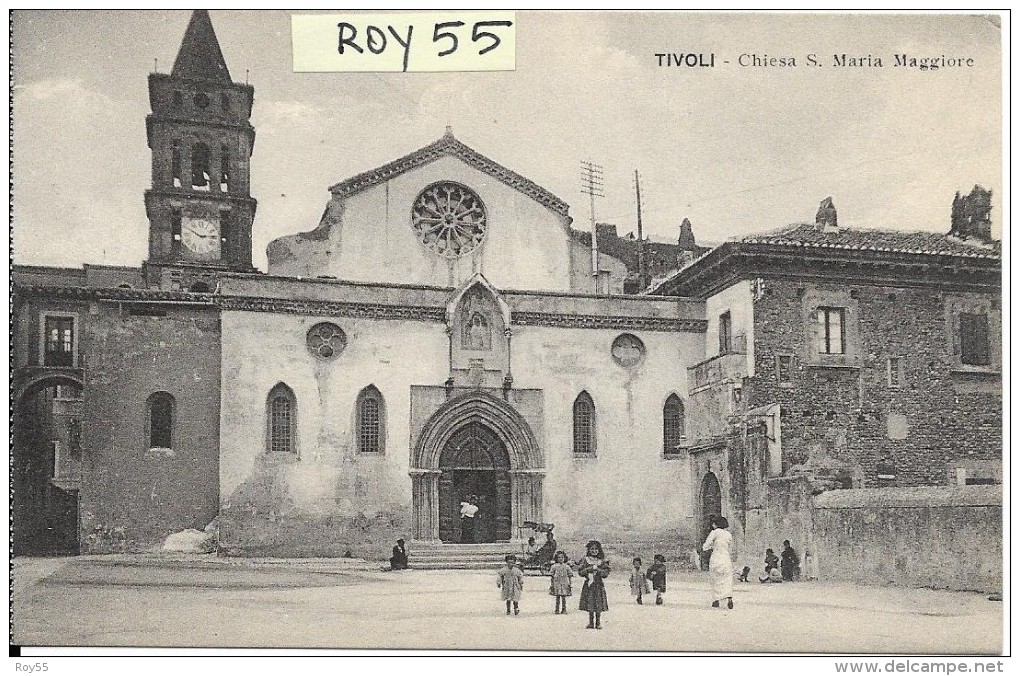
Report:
689,334,747,393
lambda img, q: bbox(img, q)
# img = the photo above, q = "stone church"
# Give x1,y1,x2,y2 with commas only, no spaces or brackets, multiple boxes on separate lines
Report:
12,12,1001,570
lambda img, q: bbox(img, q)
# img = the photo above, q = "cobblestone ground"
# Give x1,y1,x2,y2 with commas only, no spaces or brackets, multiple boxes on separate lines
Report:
11,557,1002,653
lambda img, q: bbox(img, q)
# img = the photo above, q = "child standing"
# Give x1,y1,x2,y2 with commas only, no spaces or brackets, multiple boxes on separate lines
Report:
548,550,573,614
578,540,610,629
497,554,524,615
629,557,651,605
646,554,667,605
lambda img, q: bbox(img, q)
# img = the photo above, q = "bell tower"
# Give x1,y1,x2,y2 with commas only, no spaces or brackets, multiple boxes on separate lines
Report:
143,10,257,289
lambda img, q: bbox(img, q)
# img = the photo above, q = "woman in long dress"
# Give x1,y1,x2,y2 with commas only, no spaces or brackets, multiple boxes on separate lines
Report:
701,516,735,609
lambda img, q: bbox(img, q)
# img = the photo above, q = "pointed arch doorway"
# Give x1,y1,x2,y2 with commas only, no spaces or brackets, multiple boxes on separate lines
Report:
411,390,545,543
438,422,511,543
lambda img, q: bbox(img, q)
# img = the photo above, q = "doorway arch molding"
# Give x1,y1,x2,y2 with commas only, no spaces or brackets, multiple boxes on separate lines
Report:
410,390,544,541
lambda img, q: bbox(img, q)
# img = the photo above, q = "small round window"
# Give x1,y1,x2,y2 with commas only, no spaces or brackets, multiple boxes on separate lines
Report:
193,92,210,109
306,323,347,360
611,333,646,368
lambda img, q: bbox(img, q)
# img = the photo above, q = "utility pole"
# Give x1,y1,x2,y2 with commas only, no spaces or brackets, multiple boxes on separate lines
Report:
580,160,604,293
634,169,647,289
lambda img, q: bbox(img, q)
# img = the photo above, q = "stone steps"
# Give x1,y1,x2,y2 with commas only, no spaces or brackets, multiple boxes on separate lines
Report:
409,542,524,570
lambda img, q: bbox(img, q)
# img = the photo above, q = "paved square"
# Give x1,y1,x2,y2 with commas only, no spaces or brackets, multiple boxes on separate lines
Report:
12,557,1002,653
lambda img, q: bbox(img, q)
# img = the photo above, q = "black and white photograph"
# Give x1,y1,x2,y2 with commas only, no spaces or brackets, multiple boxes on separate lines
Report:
9,9,1006,660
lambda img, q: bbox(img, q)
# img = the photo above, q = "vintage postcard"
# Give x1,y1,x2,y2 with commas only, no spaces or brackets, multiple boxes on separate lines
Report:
10,10,1005,658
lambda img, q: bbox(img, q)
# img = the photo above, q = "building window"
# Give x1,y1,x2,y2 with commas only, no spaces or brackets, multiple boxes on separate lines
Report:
776,354,793,385
171,141,182,188
220,145,230,192
718,311,732,355
146,392,174,449
306,322,347,360
817,307,845,354
572,391,596,456
43,315,76,367
191,142,211,191
356,385,385,454
887,357,903,388
267,383,296,454
220,93,230,111
959,313,991,366
663,394,685,455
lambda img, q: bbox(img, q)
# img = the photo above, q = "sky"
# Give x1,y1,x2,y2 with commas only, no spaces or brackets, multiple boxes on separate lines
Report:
12,10,1003,270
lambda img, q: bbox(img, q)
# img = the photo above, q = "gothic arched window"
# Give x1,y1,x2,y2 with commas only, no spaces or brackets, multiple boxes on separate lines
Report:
462,311,491,350
357,385,385,454
220,144,230,192
663,394,685,456
191,142,211,191
572,391,596,457
146,392,174,449
267,383,297,454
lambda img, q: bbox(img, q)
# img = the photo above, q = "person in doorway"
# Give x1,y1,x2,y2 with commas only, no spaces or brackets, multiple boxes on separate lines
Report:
578,540,610,629
389,538,408,570
460,496,478,544
497,554,524,616
646,554,667,605
629,557,650,605
548,550,573,614
781,540,800,581
702,516,735,609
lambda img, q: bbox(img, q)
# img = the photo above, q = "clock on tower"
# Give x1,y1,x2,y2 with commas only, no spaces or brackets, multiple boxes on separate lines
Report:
143,10,258,288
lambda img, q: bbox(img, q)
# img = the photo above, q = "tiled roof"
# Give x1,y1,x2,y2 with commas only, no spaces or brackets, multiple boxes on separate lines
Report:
740,223,1001,259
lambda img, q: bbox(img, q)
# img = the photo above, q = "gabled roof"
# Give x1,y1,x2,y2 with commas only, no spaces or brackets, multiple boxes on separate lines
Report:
650,222,1002,298
740,223,1001,259
171,10,232,83
328,130,570,217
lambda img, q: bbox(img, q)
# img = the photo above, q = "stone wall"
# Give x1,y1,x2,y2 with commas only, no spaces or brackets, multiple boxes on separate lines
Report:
81,303,222,552
749,279,1001,487
812,486,1001,592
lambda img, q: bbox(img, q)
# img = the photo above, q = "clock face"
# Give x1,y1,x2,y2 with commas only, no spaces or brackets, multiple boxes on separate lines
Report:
181,216,221,258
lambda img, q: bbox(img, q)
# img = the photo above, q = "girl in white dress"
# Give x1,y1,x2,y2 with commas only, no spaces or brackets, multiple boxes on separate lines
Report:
701,516,735,609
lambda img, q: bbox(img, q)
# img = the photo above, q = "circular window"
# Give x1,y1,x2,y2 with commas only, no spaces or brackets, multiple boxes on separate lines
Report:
306,323,347,360
193,92,210,109
611,333,645,368
411,182,487,258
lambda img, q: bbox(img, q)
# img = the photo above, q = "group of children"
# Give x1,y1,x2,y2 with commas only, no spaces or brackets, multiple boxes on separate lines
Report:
496,541,669,629
737,540,801,584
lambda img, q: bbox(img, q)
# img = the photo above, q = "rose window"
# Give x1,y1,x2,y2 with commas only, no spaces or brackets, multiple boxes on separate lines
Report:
411,183,487,258
306,322,347,360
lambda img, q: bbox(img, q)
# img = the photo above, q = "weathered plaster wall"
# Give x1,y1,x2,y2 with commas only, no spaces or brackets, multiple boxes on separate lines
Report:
81,304,221,552
511,324,705,543
704,279,755,375
218,310,448,557
268,155,576,292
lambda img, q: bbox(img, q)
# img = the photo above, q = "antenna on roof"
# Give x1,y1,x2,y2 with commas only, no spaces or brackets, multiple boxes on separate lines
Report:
154,58,158,73
245,69,249,84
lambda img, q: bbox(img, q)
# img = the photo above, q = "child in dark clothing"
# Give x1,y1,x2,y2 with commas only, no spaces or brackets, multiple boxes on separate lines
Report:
738,566,752,582
645,554,667,605
781,540,800,581
578,540,610,629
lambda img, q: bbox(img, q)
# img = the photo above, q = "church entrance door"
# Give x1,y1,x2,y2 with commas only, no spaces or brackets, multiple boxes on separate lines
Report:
437,422,512,543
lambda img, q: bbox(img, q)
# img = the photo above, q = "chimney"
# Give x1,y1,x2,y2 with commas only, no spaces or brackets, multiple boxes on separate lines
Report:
815,197,838,233
949,185,993,242
678,217,697,266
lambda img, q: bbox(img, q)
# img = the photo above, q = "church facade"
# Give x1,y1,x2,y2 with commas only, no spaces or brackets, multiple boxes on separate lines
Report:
12,12,1001,563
